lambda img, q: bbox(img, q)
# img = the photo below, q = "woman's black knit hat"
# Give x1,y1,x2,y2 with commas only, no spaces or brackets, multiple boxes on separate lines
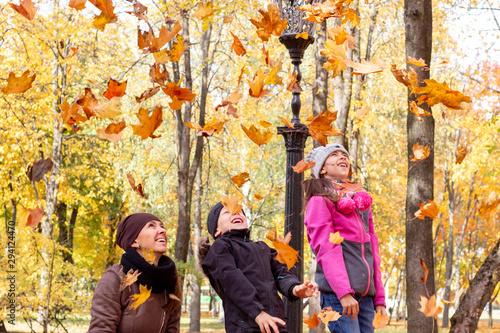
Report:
207,202,224,239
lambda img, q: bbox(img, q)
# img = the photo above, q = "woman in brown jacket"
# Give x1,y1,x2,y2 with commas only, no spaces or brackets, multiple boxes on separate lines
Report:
88,213,181,333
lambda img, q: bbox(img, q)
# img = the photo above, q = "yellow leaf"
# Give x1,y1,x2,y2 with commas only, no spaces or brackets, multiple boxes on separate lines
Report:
407,56,428,67
129,284,152,310
94,97,122,119
345,59,385,75
308,110,343,146
329,232,344,244
412,79,472,110
304,312,320,328
249,3,287,42
1,70,36,95
193,1,216,20
410,143,430,162
455,145,468,164
241,125,274,146
220,194,242,215
278,116,295,129
142,248,155,264
414,200,439,220
259,120,272,128
418,295,443,319
318,307,341,324
231,172,251,188
248,68,269,98
296,32,308,39
372,311,389,329
409,101,431,121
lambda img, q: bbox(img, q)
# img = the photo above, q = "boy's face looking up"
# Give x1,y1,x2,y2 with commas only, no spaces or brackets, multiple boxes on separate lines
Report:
320,150,350,181
214,207,248,237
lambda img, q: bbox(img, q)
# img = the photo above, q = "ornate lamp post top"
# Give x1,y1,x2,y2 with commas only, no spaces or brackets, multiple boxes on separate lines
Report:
272,0,320,36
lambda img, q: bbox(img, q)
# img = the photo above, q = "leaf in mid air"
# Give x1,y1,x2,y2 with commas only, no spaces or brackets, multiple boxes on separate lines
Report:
372,312,389,329
241,125,274,146
248,69,269,98
231,172,251,188
308,110,343,146
419,258,429,283
266,230,298,269
60,101,88,126
193,1,216,20
318,307,341,324
97,128,123,143
94,97,122,119
131,106,163,140
264,60,283,86
390,65,419,91
26,158,54,183
291,159,315,173
412,79,472,110
254,194,263,200
329,232,344,244
129,284,152,310
414,200,439,220
161,81,196,110
138,21,182,53
278,116,295,129
220,194,242,215
455,145,467,164
149,64,169,86
355,106,370,121
407,56,427,67
103,78,127,100
297,2,341,24
409,101,431,121
345,59,385,75
135,87,160,103
249,3,287,42
75,88,99,118
127,173,149,199
336,180,363,193
321,40,347,78
104,120,126,134
195,119,227,137
19,206,44,229
10,0,38,20
410,143,430,162
1,70,36,95
69,0,87,10
119,267,142,291
418,295,443,319
304,312,320,328
230,31,246,56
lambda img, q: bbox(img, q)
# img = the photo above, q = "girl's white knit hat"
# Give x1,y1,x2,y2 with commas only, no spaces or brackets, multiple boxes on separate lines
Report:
305,143,350,179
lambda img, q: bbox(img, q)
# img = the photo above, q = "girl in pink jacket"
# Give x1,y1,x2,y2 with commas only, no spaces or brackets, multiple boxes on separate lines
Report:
303,143,386,333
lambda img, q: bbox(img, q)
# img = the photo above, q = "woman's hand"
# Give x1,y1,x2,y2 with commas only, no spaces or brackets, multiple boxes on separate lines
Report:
255,311,285,333
340,294,359,320
292,280,319,299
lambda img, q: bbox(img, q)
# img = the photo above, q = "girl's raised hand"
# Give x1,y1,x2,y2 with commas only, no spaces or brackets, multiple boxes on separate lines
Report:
292,280,319,299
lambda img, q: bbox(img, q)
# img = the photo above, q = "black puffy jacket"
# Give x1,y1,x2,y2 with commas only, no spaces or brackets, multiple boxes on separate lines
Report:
201,229,301,333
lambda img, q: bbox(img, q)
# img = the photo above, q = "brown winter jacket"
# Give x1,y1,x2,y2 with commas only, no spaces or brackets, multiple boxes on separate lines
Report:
87,264,180,333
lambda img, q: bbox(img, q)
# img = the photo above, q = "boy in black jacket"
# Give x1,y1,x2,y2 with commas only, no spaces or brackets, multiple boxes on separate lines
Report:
201,202,318,333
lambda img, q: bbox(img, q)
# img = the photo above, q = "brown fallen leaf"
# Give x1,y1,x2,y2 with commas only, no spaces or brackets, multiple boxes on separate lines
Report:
127,173,149,199
135,86,160,103
119,267,142,291
26,158,54,183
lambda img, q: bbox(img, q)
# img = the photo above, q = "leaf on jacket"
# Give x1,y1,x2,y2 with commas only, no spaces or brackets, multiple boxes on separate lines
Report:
267,230,298,269
414,200,438,220
318,307,341,324
336,180,363,193
1,70,36,95
372,311,389,329
129,284,152,310
329,232,344,244
103,78,127,100
241,125,274,146
419,258,428,284
221,195,242,215
26,158,54,183
19,206,44,229
231,172,251,188
418,295,442,319
304,312,320,328
119,267,142,291
308,110,343,146
410,143,430,162
291,159,315,174
127,173,149,199
131,105,163,140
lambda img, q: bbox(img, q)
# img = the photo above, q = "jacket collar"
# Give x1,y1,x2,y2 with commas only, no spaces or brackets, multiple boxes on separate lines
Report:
219,228,251,241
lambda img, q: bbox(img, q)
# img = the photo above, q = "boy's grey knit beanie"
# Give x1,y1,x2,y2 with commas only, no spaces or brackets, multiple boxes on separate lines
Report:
305,143,349,179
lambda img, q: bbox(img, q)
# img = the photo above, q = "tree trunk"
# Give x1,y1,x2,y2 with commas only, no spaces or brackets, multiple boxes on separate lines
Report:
404,0,434,331
312,20,328,118
450,238,500,332
66,206,77,264
308,254,325,333
442,169,456,328
106,214,120,268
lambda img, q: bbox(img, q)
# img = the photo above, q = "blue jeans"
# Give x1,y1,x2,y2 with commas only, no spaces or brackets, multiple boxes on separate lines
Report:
320,292,375,333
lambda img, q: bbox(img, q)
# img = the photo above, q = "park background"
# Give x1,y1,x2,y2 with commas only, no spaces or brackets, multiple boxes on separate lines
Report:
0,0,499,332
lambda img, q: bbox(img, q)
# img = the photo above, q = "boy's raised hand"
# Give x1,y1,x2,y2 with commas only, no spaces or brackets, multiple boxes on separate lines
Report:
292,280,319,299
255,311,285,333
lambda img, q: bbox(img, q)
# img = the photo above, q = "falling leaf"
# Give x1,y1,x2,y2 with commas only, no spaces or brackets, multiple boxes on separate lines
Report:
407,56,428,67
127,173,149,199
254,194,263,200
259,120,272,128
297,2,341,23
94,97,122,119
149,64,169,86
248,69,269,98
194,1,216,20
220,194,242,215
223,15,233,23
230,31,246,56
92,11,117,31
267,231,298,269
372,311,389,329
329,232,344,244
97,128,123,143
26,158,54,183
410,143,430,162
414,200,439,220
74,88,99,118
390,65,419,91
292,159,315,173
420,258,429,283
321,40,347,78
129,284,152,310
296,32,308,39
304,313,320,328
346,59,385,75
135,86,160,103
409,101,431,121
328,26,356,49
161,81,196,110
241,125,274,146
455,145,467,164
10,0,38,20
184,122,203,131
355,106,370,120
412,79,472,110
215,91,242,117
336,180,363,193
278,116,295,129
104,120,126,134
237,66,245,87
138,21,182,53
264,60,283,86
262,45,270,65
1,70,36,95
249,3,287,42
318,307,341,324
418,295,443,319
103,78,127,100
286,69,298,92
131,105,163,140
19,206,44,229
69,0,87,10
119,267,142,291
60,100,88,126
126,2,148,22
142,248,155,264
478,191,500,217
153,35,186,63
231,172,251,188
308,110,343,146
196,119,227,137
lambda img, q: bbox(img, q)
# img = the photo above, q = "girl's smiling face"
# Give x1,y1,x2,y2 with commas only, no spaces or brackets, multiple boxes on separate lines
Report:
320,150,350,181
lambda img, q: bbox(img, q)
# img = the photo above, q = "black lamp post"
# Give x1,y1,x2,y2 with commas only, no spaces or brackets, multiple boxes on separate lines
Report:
273,1,318,332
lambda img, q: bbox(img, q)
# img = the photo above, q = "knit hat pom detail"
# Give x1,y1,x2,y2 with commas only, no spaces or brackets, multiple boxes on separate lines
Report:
353,191,373,211
337,196,356,214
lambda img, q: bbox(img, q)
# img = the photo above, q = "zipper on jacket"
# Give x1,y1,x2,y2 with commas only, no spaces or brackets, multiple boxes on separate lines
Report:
254,243,275,316
158,291,166,333
355,212,371,296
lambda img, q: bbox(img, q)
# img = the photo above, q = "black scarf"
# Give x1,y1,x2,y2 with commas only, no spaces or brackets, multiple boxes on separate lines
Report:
120,247,177,294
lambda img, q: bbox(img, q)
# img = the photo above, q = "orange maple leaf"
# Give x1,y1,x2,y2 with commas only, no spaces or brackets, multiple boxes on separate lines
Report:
94,97,122,119
69,0,87,11
230,31,246,56
10,0,38,20
292,159,315,173
414,200,439,220
138,21,182,53
259,120,272,128
267,231,299,269
455,145,467,164
409,101,431,121
126,2,148,22
304,313,320,328
127,173,149,199
328,27,356,49
420,258,429,283
308,110,343,146
248,69,270,98
1,70,36,95
418,295,443,319
241,125,274,146
407,56,428,67
60,101,88,126
278,116,295,129
75,88,99,118
410,143,430,162
390,65,419,91
346,59,385,75
249,3,287,42
254,194,263,200
194,1,216,20
216,91,242,118
336,180,363,193
19,206,44,229
297,2,341,24
135,87,160,103
184,122,203,131
321,40,347,78
329,231,344,244
131,106,163,140
412,79,472,110
286,69,298,93
104,120,126,134
149,64,169,86
373,311,389,329
264,60,284,86
119,267,142,291
103,78,127,100
97,128,123,143
220,194,242,215
129,284,152,310
153,35,186,64
318,307,341,324
188,119,227,137
231,172,251,188
161,81,197,110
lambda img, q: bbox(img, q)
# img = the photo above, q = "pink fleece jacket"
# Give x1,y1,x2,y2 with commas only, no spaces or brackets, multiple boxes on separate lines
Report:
305,195,386,307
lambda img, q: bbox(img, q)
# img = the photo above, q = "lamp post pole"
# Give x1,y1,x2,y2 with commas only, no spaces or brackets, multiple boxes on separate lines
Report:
274,1,317,328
